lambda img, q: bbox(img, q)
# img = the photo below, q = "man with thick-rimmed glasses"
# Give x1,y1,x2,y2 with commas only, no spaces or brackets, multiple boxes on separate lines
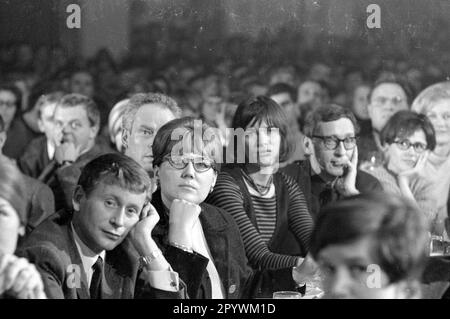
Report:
282,104,382,218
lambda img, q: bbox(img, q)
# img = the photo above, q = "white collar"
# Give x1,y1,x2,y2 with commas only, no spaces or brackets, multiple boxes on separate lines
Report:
71,223,106,286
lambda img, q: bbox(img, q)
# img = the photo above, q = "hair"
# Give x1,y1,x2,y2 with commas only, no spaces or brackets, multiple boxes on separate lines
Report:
303,103,360,137
267,82,298,102
411,81,450,115
0,157,27,225
122,93,181,138
369,77,414,106
0,114,4,133
310,192,429,284
152,117,222,172
108,99,129,143
380,110,436,150
231,95,294,163
57,93,100,128
34,91,65,119
77,153,152,198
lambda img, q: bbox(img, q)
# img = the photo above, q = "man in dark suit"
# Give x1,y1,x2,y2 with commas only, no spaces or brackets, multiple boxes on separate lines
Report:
282,104,382,218
38,93,111,211
17,153,182,299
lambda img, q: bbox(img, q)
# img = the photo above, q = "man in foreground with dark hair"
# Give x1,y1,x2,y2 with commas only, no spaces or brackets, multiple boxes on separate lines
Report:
18,153,181,299
310,192,429,299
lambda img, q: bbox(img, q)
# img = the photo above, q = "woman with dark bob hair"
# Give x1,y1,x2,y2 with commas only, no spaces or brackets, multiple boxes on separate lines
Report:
206,96,314,271
361,110,439,234
310,192,429,299
150,117,312,299
0,157,46,298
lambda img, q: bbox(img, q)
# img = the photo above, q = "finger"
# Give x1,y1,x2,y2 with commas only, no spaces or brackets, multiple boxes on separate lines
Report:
11,267,34,294
351,146,358,166
3,257,29,291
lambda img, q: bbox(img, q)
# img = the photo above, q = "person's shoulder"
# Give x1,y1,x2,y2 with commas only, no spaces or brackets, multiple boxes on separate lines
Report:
200,202,235,226
20,210,72,248
20,135,47,156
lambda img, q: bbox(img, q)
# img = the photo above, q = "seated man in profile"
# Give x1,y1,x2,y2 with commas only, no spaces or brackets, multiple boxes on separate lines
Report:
18,153,181,299
310,192,429,299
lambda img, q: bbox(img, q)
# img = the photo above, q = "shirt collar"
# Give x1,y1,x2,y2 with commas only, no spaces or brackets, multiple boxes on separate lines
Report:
71,223,106,273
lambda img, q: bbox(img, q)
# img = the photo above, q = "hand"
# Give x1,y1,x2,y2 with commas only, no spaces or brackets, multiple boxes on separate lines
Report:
0,253,46,299
129,201,160,255
398,151,429,182
293,254,318,285
335,146,359,196
168,199,201,249
54,142,82,165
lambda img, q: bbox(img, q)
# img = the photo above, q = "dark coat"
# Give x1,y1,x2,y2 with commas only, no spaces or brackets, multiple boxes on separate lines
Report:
23,174,54,234
281,160,382,218
18,135,51,178
151,190,297,299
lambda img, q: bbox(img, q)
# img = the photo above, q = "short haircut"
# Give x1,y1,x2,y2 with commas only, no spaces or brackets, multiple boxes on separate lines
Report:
303,103,360,137
231,95,294,163
34,91,65,119
411,81,450,115
267,82,298,103
77,153,152,198
122,93,181,137
152,117,222,172
380,110,436,151
0,157,27,225
369,77,414,106
57,93,100,128
310,192,429,284
0,114,4,133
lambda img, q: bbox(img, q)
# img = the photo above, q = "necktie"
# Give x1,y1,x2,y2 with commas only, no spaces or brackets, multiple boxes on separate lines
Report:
90,256,103,299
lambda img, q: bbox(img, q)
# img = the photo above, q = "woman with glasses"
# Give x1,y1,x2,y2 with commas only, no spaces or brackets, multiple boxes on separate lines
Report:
150,117,311,298
412,82,450,235
206,96,315,274
0,157,46,299
361,110,439,234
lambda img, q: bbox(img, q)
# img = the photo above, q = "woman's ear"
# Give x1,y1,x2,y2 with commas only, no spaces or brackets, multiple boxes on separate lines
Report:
303,135,314,156
18,225,25,237
151,167,160,194
72,185,85,212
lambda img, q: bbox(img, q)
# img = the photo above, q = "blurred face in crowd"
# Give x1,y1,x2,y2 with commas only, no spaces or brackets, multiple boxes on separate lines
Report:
298,81,322,106
70,72,95,98
368,83,409,132
245,120,281,169
201,96,222,124
0,197,24,255
156,151,217,206
72,182,147,254
53,104,98,153
0,90,17,130
312,118,356,178
124,104,176,173
352,85,371,120
384,130,428,175
425,99,450,147
270,92,299,122
318,236,409,299
38,102,57,140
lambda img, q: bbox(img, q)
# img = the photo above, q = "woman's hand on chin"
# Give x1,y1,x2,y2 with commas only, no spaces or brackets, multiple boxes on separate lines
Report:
168,199,202,249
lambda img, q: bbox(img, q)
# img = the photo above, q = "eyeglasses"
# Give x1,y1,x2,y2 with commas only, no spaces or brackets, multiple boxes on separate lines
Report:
54,120,83,130
164,155,216,173
0,100,16,108
372,96,405,107
312,135,357,150
426,112,450,122
393,139,427,153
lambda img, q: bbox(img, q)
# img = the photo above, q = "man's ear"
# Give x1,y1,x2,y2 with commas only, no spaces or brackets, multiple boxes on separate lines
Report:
89,124,100,139
72,185,85,212
303,135,314,156
37,119,45,133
